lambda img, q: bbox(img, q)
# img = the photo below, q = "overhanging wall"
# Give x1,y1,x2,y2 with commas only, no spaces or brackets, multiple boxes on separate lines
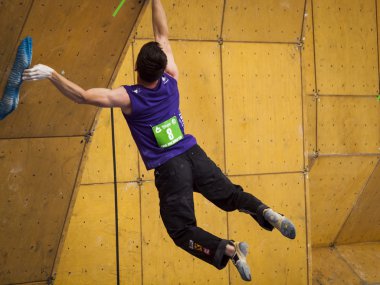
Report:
0,1,145,284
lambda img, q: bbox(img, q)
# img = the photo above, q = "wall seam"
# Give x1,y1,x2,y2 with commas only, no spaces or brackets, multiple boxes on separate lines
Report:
219,2,230,285
0,135,85,140
131,41,144,285
50,141,87,280
310,0,319,153
375,0,380,94
134,37,301,45
299,0,308,42
299,2,311,282
132,41,142,183
0,0,34,88
334,246,366,284
111,107,121,285
333,159,380,245
318,153,380,157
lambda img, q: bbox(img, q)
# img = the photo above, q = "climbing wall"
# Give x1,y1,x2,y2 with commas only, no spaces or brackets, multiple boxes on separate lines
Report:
2,0,379,285
55,0,309,284
0,1,145,284
302,0,380,284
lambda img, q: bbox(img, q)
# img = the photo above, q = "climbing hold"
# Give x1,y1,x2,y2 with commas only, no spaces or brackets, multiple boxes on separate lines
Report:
0,36,33,120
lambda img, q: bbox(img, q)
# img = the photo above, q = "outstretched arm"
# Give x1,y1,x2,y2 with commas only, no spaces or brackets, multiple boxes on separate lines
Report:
152,0,178,80
22,64,130,109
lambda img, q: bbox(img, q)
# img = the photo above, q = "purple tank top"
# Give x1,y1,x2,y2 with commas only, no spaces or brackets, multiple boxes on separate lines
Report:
122,73,197,170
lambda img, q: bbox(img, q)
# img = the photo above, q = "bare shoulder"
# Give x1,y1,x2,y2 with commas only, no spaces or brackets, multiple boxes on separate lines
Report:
112,86,128,96
113,86,132,115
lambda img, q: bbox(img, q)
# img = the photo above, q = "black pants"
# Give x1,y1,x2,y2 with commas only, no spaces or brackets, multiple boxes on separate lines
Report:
154,144,273,269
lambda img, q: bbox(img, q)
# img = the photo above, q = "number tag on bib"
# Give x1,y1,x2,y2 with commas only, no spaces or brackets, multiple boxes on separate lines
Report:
152,116,184,148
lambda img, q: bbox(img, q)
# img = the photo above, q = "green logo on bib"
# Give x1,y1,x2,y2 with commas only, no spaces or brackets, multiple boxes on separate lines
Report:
152,116,184,148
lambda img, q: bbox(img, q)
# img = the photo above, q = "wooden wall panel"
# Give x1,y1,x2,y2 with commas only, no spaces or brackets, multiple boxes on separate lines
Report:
309,156,378,247
175,41,224,169
17,281,48,285
304,95,317,167
223,0,305,42
302,0,317,166
228,174,307,285
55,182,142,285
140,181,229,285
223,43,303,175
313,0,378,95
317,97,380,154
301,0,316,96
336,160,380,244
118,183,142,285
81,108,113,184
378,0,380,85
54,184,117,285
0,0,144,138
336,243,380,284
0,137,84,284
81,47,138,185
136,0,224,40
0,2,145,284
312,247,362,285
113,47,139,182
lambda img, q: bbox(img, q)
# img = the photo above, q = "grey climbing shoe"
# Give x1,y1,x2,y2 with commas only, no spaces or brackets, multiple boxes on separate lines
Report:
231,241,251,282
263,208,296,239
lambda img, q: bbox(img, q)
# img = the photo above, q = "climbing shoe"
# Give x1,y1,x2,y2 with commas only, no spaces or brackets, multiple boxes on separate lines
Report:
263,208,296,239
231,241,251,282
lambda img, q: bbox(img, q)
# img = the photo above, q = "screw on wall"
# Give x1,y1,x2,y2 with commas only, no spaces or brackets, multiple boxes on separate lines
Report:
313,91,320,102
84,130,94,143
296,41,304,51
47,275,54,285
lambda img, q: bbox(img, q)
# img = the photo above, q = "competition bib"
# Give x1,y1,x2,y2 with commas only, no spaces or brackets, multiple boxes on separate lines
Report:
152,116,184,148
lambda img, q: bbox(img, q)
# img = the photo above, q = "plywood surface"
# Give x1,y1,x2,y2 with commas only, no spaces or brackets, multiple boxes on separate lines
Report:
113,47,140,183
81,108,114,184
313,0,378,95
0,2,145,285
312,247,362,285
317,97,380,154
0,0,32,92
304,95,317,166
81,47,139,185
118,183,142,285
0,137,84,284
223,43,304,175
337,243,380,284
54,182,141,285
136,0,224,40
309,156,378,247
301,0,316,96
0,0,144,138
228,174,307,285
54,184,117,285
337,160,380,244
223,0,305,43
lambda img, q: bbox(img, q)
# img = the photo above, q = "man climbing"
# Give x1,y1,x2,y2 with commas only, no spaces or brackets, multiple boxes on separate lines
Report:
22,0,296,281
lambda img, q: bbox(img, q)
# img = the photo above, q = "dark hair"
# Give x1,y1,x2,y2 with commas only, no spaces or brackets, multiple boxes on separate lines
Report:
136,41,167,82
